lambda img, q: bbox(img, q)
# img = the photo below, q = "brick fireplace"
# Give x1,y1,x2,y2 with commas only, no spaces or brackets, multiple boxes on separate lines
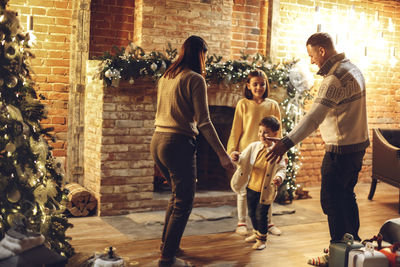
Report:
85,60,244,215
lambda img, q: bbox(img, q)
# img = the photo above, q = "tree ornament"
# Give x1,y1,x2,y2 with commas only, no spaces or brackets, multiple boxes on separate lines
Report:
0,78,4,87
104,69,113,78
34,185,47,205
129,78,134,85
6,105,23,121
7,187,21,203
150,62,157,72
5,142,16,153
46,181,58,198
5,43,18,59
112,69,120,78
6,213,25,228
30,137,48,161
6,75,18,88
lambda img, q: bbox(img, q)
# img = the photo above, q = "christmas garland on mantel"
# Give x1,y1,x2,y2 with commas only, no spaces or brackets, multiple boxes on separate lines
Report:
96,44,314,203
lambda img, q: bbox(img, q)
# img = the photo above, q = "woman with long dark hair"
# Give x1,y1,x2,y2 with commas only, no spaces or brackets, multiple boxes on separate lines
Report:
151,35,235,267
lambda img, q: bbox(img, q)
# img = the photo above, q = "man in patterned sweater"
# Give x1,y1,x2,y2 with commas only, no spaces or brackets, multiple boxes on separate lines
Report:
266,32,369,266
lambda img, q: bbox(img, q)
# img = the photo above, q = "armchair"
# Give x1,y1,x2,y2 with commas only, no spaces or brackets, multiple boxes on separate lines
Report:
368,128,400,213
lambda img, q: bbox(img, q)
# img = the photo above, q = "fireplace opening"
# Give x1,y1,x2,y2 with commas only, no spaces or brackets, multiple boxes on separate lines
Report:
153,105,235,192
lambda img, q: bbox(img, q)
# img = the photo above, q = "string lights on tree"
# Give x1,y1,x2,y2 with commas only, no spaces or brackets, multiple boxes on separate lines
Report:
0,0,73,258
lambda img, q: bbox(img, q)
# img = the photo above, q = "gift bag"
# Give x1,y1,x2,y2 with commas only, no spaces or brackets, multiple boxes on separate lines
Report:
380,218,400,245
348,242,389,267
329,233,364,267
362,233,392,250
380,243,400,267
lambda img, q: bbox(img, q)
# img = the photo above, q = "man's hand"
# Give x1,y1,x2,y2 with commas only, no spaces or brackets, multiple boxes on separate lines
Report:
266,137,288,163
272,176,283,187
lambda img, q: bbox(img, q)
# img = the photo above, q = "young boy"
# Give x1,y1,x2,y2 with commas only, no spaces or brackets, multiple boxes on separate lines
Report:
230,116,286,250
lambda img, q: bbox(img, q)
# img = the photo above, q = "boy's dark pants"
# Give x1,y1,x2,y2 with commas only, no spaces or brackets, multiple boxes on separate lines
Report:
246,188,270,235
150,132,197,259
320,150,365,242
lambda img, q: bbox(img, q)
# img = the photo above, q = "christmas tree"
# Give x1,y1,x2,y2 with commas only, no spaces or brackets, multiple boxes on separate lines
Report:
0,0,73,258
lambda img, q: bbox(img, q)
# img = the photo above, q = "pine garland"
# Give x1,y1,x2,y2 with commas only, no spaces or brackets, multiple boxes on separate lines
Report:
97,44,313,203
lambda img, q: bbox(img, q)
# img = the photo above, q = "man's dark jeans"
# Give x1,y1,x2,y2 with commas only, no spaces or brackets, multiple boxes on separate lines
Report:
320,150,365,242
150,132,197,259
246,187,270,235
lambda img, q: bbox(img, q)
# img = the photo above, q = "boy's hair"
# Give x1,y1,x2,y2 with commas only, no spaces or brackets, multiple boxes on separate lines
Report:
306,32,334,51
259,116,280,132
244,69,270,100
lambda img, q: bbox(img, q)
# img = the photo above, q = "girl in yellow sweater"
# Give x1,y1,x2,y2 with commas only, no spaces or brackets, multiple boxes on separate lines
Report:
227,69,282,236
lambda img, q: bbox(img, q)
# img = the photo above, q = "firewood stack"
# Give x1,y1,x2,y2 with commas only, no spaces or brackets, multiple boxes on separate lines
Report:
64,183,97,217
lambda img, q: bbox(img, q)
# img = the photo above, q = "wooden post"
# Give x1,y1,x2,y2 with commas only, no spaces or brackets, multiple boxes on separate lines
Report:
266,0,280,62
67,0,91,184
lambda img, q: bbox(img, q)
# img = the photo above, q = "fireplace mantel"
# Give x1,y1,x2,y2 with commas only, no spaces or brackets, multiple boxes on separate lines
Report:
84,60,240,215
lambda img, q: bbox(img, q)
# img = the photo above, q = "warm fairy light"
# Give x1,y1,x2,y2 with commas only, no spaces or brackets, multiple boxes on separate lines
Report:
388,18,394,32
374,10,380,28
390,47,398,68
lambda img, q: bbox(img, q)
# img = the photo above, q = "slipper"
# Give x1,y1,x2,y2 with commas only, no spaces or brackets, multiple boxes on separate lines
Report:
307,254,328,266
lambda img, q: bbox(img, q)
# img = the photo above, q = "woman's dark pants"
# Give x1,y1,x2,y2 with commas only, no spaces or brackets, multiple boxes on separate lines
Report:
150,132,197,259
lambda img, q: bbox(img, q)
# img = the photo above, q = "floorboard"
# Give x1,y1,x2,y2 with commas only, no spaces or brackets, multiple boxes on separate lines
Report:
66,182,399,266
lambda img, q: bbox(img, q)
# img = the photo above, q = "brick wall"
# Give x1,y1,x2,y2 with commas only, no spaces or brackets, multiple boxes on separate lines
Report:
89,0,135,58
274,0,400,185
136,0,233,58
7,0,400,190
9,0,72,158
84,61,103,200
85,61,156,215
85,61,243,214
231,0,268,58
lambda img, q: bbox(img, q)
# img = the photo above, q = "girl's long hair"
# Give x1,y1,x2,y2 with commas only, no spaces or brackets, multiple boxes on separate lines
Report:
163,35,208,79
244,69,270,100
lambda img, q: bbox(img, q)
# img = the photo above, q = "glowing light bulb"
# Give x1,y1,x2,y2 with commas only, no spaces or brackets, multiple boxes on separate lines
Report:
388,18,394,32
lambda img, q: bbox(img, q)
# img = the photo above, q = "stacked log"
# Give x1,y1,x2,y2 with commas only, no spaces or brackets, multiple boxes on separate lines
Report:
65,183,97,217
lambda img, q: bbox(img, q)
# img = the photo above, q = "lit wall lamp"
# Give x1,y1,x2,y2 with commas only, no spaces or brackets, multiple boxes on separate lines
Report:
360,46,369,70
349,5,355,18
27,15,33,32
389,47,398,68
26,15,36,47
376,31,385,49
374,10,380,28
388,18,394,32
315,6,322,32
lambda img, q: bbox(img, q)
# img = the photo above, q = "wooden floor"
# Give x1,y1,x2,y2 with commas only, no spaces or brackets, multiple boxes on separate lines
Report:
66,182,399,267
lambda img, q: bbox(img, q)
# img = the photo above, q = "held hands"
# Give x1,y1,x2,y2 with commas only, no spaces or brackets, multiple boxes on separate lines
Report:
272,176,283,187
265,137,288,163
230,151,240,163
219,153,236,172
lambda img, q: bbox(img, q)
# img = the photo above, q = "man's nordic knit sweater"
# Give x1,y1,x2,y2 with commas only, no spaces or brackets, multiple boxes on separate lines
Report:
282,53,369,154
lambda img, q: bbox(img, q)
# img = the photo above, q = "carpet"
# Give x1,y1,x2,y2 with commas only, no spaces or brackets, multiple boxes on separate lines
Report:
101,202,326,241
